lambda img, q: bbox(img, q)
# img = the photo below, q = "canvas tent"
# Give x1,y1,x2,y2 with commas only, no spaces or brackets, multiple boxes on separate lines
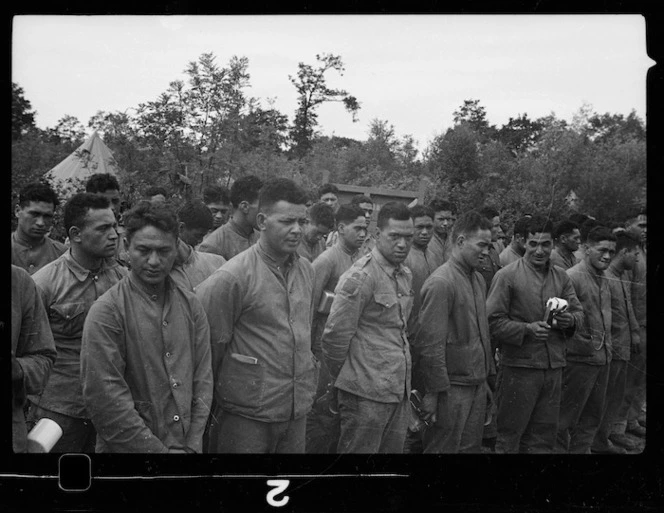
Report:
45,131,121,191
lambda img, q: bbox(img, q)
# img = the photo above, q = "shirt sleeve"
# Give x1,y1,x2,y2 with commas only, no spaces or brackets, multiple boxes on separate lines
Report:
560,273,584,337
197,230,223,256
81,300,169,453
185,300,213,452
487,269,528,347
195,270,243,381
322,271,368,380
13,269,57,397
413,275,452,393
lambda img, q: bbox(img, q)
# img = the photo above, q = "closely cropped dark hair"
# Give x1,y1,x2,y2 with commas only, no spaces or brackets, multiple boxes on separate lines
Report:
258,178,308,213
18,181,59,208
427,198,456,214
579,218,600,242
64,193,111,233
513,216,532,239
85,173,120,194
203,185,230,205
479,206,500,220
308,202,336,230
614,231,640,253
335,204,365,227
144,186,169,199
553,219,580,240
377,201,411,230
318,183,340,198
409,205,435,221
586,226,617,245
123,200,179,243
178,200,214,232
230,175,264,208
451,211,492,241
350,194,373,206
525,215,554,238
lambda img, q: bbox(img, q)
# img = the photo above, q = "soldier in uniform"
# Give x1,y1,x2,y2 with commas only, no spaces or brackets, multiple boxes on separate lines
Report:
322,201,414,453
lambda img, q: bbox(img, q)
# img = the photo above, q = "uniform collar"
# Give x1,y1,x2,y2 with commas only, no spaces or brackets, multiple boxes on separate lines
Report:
371,247,405,277
174,238,194,266
64,249,118,282
256,240,298,274
12,230,47,249
449,253,474,277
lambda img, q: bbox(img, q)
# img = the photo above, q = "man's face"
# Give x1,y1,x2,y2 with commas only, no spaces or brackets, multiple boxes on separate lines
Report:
524,232,554,270
513,234,526,253
433,210,455,238
304,222,332,245
627,215,647,244
338,216,368,251
412,215,434,249
622,246,639,271
180,225,209,247
245,200,260,229
206,201,230,229
320,193,339,212
15,201,56,241
258,200,308,257
489,216,501,242
586,239,616,272
561,228,581,252
98,188,121,216
459,228,492,270
74,208,119,260
126,225,177,288
376,218,414,266
358,202,374,225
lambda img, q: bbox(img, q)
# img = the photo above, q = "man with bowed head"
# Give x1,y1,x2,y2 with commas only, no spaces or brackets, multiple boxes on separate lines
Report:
196,178,318,453
323,201,414,453
198,175,264,260
81,201,213,453
414,211,496,453
487,215,583,453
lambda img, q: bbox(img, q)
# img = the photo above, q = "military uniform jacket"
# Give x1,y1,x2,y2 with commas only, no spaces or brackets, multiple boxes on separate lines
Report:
566,260,612,366
487,258,583,369
322,248,414,403
196,242,318,423
414,256,495,393
607,267,640,361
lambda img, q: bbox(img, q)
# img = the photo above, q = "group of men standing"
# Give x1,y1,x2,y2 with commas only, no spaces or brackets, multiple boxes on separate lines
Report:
11,175,646,455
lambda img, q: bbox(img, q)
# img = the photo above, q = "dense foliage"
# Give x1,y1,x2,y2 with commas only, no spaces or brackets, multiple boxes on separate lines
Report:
12,52,646,239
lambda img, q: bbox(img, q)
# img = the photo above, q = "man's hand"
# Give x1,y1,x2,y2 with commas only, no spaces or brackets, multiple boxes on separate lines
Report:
526,321,551,341
421,392,439,424
553,312,574,330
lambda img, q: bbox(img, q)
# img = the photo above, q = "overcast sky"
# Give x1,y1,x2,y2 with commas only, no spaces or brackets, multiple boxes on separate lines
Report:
12,15,652,150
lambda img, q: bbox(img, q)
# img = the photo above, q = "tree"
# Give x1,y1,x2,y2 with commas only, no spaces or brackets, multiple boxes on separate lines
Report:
48,115,87,145
12,82,36,140
427,123,481,187
452,99,496,140
289,53,360,159
496,114,544,155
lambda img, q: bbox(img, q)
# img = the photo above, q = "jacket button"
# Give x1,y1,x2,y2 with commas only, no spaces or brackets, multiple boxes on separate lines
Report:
172,382,178,388
165,352,171,358
173,415,180,421
163,321,168,327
